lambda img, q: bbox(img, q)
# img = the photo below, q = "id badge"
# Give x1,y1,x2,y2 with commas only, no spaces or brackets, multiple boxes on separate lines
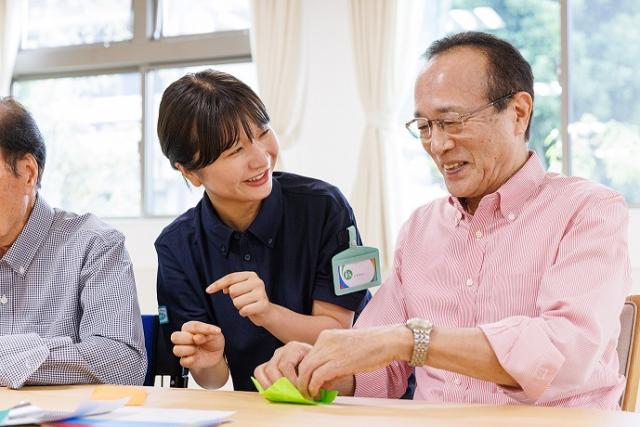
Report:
332,226,381,295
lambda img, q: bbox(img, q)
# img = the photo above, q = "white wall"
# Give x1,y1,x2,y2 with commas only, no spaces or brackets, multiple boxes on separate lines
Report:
112,0,640,315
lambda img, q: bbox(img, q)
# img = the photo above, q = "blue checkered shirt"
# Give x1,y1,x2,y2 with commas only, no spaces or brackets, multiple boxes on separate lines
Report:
0,195,147,388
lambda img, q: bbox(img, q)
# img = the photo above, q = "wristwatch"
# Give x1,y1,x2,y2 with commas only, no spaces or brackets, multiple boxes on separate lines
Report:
405,318,433,367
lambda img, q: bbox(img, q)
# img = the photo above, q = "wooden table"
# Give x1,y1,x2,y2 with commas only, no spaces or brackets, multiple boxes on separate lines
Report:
1,385,639,426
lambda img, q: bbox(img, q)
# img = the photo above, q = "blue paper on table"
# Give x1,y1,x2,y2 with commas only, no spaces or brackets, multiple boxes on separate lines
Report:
0,399,127,426
48,407,234,426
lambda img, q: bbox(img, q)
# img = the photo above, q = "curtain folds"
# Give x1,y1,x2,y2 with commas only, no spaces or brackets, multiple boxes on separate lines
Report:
348,0,419,272
0,0,22,96
250,0,305,169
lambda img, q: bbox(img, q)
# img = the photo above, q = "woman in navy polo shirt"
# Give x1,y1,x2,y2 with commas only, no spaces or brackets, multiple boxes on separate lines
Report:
154,69,367,391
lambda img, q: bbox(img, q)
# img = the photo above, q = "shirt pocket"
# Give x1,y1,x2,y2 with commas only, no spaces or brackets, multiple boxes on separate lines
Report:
484,273,542,323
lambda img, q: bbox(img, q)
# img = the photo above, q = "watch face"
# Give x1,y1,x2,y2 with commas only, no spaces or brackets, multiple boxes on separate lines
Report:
407,318,432,329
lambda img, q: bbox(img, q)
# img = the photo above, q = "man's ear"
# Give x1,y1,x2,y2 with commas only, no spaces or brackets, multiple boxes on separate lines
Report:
18,154,39,194
511,91,533,138
175,163,202,187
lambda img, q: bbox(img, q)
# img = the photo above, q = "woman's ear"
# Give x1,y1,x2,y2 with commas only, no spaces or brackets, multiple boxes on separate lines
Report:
175,163,202,187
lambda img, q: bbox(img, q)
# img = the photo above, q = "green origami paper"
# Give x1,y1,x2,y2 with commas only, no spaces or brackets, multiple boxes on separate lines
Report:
251,377,337,405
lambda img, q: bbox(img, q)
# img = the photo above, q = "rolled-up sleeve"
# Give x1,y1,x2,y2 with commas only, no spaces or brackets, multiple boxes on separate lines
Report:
22,232,147,387
353,222,411,399
479,194,631,403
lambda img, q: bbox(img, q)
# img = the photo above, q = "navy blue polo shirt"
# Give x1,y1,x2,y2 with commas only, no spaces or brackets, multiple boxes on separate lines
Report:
155,172,367,391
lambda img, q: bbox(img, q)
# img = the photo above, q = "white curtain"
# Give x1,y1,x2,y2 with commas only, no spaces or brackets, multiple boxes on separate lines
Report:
249,0,305,169
0,0,22,96
348,0,422,272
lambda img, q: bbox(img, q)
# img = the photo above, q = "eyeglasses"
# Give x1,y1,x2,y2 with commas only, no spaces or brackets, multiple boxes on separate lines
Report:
405,93,515,142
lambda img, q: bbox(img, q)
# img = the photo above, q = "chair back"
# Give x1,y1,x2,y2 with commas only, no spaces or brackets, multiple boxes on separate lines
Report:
141,314,189,388
618,295,640,411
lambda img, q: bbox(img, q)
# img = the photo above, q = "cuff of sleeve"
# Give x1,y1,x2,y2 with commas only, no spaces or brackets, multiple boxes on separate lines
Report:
354,361,410,399
312,280,366,312
479,317,566,403
0,333,50,389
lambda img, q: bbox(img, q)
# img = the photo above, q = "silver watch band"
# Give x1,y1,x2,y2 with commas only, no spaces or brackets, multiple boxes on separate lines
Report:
406,318,433,367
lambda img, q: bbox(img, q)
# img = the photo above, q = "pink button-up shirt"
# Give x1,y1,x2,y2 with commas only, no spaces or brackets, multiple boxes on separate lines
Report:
354,152,632,409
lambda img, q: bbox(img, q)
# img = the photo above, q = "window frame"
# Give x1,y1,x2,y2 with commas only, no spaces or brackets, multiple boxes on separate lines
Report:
11,0,252,218
12,0,640,214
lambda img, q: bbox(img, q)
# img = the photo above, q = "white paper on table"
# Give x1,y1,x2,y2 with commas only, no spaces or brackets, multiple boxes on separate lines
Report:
1,398,128,425
76,407,234,424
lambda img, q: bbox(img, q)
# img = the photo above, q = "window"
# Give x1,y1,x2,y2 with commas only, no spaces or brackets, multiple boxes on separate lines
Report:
569,0,640,204
22,0,133,49
158,0,250,37
13,73,142,217
13,0,253,218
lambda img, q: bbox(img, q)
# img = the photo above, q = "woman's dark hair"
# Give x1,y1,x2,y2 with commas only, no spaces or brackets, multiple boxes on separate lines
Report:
425,31,534,140
0,97,46,187
157,69,270,171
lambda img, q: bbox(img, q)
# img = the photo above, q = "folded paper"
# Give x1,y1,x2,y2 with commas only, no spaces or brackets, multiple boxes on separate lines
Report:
251,377,337,405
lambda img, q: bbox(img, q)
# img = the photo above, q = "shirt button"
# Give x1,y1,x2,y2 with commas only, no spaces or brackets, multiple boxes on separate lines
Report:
453,378,462,386
0,295,7,304
19,266,25,275
475,230,483,239
243,254,252,262
220,245,226,252
465,278,473,287
268,238,273,245
233,232,241,240
508,212,516,222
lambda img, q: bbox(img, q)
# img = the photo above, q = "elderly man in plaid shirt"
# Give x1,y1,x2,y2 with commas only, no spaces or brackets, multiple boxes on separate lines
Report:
0,97,146,388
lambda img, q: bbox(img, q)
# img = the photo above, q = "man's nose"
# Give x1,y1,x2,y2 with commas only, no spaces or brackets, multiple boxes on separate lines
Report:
429,126,454,155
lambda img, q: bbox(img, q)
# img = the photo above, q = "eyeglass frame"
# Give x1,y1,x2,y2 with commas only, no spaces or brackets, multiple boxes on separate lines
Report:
404,92,516,141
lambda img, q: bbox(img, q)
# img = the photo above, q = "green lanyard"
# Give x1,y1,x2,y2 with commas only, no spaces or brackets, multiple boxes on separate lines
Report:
331,226,381,295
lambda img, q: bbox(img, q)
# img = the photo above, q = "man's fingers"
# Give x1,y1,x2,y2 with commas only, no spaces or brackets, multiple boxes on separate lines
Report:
277,357,300,385
182,321,221,335
254,363,272,389
307,362,337,399
206,272,254,293
264,362,285,385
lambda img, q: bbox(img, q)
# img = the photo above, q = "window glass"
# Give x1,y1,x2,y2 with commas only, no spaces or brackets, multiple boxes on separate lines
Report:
569,0,640,204
13,73,142,217
22,0,133,49
160,0,250,37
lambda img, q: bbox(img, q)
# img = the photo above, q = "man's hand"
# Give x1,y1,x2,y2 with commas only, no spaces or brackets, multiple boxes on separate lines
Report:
207,272,273,326
171,321,225,369
253,341,313,389
296,326,412,398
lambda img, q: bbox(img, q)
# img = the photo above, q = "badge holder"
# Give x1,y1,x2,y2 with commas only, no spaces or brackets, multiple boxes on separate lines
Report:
332,226,381,295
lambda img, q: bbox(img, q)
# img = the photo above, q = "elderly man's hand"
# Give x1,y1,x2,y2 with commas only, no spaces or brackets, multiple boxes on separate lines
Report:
254,341,313,388
296,325,412,399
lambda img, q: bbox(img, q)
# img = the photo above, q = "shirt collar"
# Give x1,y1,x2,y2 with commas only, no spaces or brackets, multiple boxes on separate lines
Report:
198,177,283,255
3,194,55,276
247,176,282,248
495,151,545,220
448,151,545,221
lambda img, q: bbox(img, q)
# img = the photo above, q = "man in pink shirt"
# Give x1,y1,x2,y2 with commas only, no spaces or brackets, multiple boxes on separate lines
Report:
254,31,632,409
